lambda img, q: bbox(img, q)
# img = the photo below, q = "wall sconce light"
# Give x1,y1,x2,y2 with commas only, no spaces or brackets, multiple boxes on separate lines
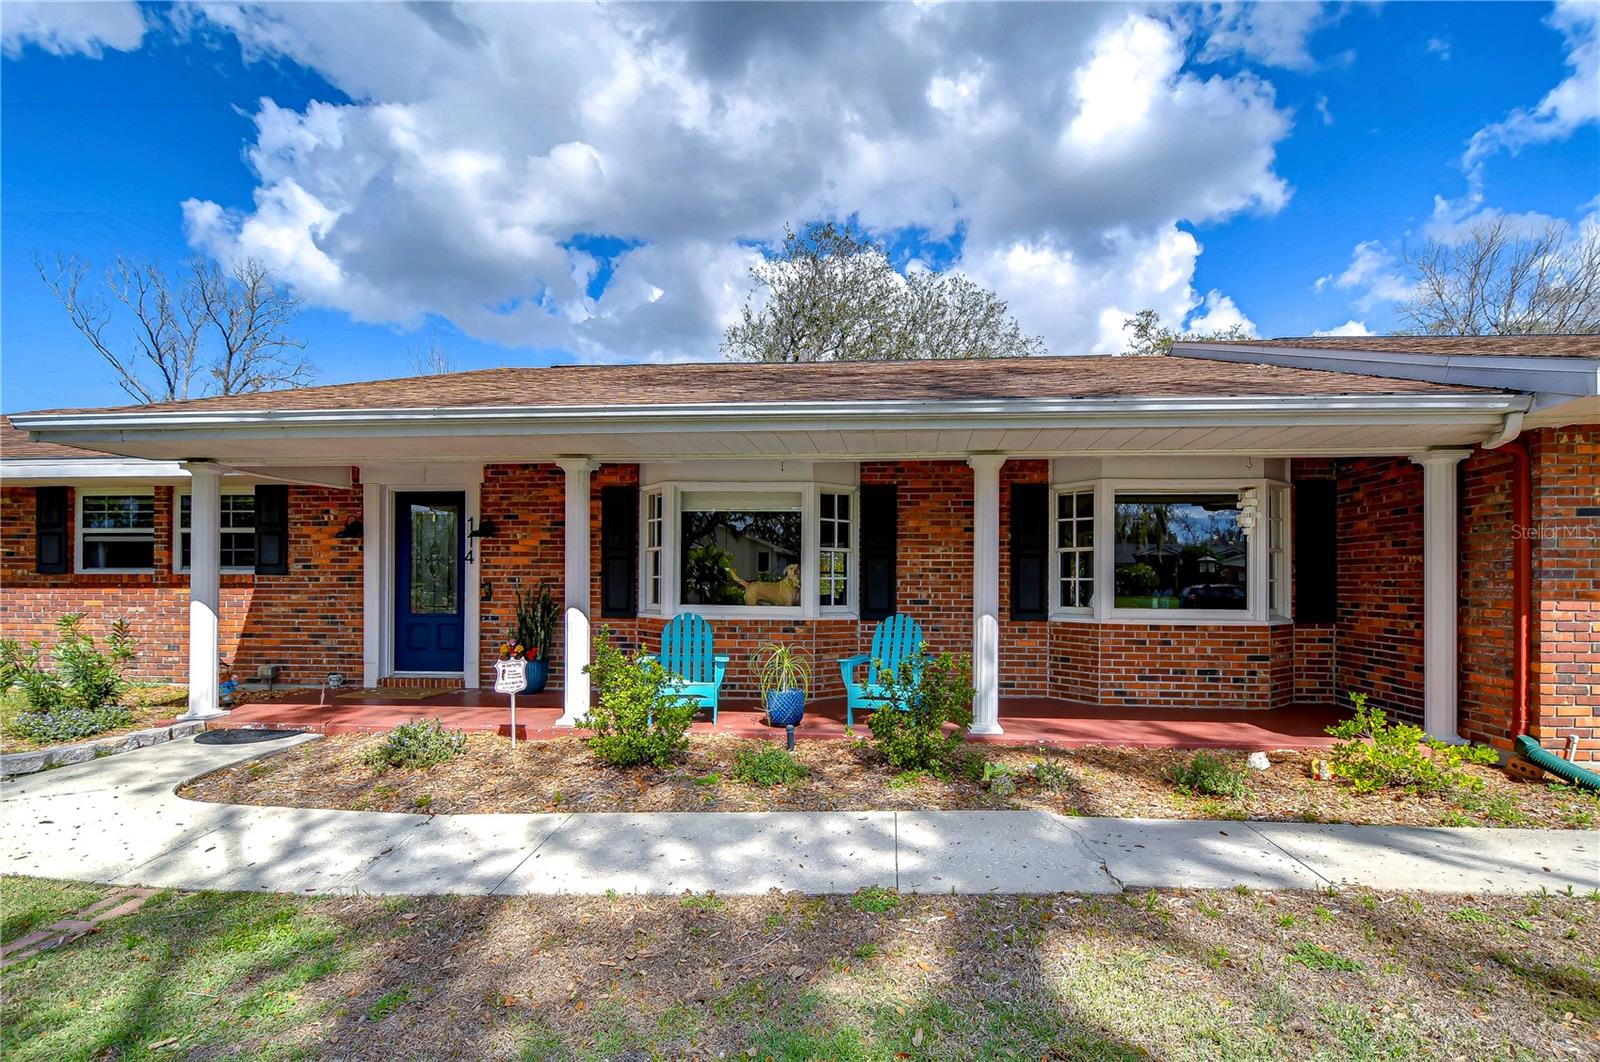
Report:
465,516,499,562
1236,487,1260,536
333,518,363,539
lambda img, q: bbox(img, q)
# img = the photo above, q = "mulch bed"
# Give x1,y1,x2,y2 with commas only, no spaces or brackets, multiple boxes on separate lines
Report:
180,732,1599,828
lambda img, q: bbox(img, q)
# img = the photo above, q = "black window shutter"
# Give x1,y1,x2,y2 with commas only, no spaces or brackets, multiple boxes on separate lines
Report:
35,486,68,574
254,485,290,575
1293,480,1336,622
1009,483,1049,620
600,485,638,618
859,484,897,621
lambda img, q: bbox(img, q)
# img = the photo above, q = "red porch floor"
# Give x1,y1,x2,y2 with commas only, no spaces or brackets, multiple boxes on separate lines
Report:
213,689,1347,751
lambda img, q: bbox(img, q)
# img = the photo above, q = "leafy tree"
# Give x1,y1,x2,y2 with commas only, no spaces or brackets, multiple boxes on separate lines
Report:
37,254,312,403
722,221,1045,362
1120,308,1252,357
1398,218,1600,336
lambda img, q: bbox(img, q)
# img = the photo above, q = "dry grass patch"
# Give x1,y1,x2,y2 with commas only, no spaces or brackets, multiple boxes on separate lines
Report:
179,732,1599,829
4,877,1597,1060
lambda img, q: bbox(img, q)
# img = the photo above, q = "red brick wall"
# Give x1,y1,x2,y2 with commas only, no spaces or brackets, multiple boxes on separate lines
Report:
1334,457,1425,723
1459,447,1518,752
1528,426,1600,762
0,483,362,685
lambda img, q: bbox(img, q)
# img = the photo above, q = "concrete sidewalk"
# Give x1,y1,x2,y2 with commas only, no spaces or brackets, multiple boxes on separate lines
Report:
2,735,1595,897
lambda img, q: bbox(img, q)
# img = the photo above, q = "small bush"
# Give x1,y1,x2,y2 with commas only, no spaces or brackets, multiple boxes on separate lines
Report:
733,747,809,787
364,718,466,770
10,705,134,744
1169,752,1250,799
1032,759,1075,794
1327,692,1498,793
980,761,1018,797
850,886,899,914
583,629,696,768
867,651,974,775
1,614,136,712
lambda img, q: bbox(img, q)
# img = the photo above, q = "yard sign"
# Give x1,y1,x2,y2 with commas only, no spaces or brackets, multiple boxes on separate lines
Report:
494,659,527,747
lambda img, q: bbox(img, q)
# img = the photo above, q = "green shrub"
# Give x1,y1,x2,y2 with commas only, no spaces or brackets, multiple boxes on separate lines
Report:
1,614,136,712
1169,752,1250,799
1032,759,1075,794
1327,692,1498,793
850,886,899,914
583,629,696,768
733,746,809,787
867,651,973,775
364,718,466,770
980,761,1018,797
10,705,134,744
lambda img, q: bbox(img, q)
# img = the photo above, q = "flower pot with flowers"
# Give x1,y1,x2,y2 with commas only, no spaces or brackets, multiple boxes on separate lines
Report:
504,583,560,693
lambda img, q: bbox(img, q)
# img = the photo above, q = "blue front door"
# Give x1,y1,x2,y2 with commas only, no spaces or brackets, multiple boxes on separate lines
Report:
394,492,465,672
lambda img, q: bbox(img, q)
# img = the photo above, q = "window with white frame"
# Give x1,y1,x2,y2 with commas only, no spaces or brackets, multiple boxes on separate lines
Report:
78,492,155,572
641,482,858,615
178,491,257,572
1113,492,1248,611
1267,485,1290,617
642,489,664,609
819,491,852,609
1054,489,1095,611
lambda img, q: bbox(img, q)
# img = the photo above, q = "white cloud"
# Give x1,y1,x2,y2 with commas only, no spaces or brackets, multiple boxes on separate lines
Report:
1312,320,1372,337
1426,36,1452,61
1317,241,1413,312
1196,2,1331,71
1314,94,1333,125
2,0,145,58
159,3,1294,360
1461,2,1598,194
1186,290,1257,336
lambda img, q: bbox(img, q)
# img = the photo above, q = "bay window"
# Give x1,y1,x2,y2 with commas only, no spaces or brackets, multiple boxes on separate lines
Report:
1049,477,1290,623
819,492,852,609
77,491,155,572
679,491,803,607
642,490,664,610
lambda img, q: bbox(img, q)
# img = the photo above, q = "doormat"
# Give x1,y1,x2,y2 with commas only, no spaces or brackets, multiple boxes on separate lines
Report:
196,728,308,745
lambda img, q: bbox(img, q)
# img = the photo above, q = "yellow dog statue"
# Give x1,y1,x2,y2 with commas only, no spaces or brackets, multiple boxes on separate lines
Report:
730,563,801,606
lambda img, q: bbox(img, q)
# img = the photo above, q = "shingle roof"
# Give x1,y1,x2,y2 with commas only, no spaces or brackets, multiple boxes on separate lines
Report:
51,356,1490,418
1198,335,1600,358
1,415,108,459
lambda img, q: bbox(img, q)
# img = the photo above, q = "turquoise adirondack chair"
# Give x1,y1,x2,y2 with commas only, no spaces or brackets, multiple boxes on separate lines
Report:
838,614,925,726
642,612,729,723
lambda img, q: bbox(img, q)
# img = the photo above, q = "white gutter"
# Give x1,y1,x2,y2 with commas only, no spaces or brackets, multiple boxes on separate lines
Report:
1172,341,1599,402
1481,410,1525,450
0,457,190,480
11,393,1531,443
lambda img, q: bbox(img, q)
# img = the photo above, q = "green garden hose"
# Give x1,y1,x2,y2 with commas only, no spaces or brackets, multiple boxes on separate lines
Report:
1514,735,1600,793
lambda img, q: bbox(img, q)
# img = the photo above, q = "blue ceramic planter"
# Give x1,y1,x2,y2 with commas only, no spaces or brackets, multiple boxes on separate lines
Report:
765,688,805,727
522,659,550,694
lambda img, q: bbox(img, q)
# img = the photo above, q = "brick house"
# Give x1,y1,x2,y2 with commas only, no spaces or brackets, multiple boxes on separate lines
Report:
3,336,1596,761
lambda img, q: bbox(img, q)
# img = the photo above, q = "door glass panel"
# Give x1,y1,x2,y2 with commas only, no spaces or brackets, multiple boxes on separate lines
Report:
409,503,459,614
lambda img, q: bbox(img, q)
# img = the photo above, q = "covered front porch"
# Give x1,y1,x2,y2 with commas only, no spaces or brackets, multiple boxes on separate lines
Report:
210,688,1350,751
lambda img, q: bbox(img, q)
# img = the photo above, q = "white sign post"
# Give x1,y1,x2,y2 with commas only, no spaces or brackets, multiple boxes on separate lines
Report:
494,658,528,748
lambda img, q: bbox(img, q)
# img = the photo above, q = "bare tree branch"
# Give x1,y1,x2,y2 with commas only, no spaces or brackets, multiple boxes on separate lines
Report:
1398,219,1600,336
406,328,457,375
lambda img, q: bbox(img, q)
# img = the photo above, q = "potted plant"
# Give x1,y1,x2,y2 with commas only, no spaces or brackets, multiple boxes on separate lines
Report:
753,642,812,727
510,583,560,693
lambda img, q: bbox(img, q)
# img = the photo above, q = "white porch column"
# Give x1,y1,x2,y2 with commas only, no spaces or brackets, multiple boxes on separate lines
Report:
1411,449,1471,742
967,455,1005,736
180,462,224,720
555,458,597,727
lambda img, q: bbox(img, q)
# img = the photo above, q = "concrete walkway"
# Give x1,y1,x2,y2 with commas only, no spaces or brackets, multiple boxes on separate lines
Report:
2,735,1595,897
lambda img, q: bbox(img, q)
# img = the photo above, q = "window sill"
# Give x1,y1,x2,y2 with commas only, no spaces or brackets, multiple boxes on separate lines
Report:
1048,612,1280,627
673,605,807,621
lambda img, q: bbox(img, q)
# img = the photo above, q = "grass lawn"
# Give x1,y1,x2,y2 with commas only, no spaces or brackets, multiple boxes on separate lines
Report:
0,685,188,752
180,732,1600,829
2,876,1597,1060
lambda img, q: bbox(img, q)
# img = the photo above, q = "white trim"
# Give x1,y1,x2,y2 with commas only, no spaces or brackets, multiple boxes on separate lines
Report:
174,487,257,575
360,464,483,688
0,458,188,481
73,487,156,574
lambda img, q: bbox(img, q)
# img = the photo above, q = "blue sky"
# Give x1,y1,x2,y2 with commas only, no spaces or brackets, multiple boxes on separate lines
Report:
3,2,1596,412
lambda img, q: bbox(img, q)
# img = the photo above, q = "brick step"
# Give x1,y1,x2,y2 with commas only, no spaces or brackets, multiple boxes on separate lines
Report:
376,675,466,690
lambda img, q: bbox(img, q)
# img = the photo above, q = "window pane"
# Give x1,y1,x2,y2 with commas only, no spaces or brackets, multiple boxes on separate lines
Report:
221,495,255,530
409,503,459,614
82,537,154,570
1113,493,1247,610
83,495,153,530
680,508,802,606
1075,492,1093,519
221,532,256,569
835,494,849,522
